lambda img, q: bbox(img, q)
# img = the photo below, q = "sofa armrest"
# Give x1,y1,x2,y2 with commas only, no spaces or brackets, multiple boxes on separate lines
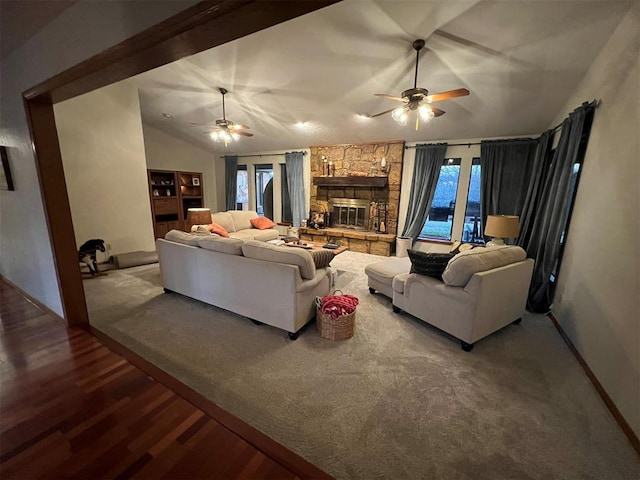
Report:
297,267,334,293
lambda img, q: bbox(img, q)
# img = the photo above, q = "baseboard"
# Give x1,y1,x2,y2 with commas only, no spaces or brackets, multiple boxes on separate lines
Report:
0,275,65,322
548,313,640,454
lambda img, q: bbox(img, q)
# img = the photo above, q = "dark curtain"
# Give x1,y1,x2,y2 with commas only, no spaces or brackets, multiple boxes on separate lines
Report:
480,138,539,235
285,151,306,227
521,102,596,313
224,155,238,210
517,131,553,248
402,143,448,240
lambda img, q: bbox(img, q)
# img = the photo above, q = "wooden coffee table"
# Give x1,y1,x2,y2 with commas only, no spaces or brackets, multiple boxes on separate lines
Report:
282,241,348,255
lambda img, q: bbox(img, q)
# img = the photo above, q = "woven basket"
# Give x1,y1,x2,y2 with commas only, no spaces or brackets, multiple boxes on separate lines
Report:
316,306,356,340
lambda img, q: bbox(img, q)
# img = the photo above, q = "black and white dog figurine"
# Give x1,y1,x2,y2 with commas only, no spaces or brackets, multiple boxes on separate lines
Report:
78,239,106,275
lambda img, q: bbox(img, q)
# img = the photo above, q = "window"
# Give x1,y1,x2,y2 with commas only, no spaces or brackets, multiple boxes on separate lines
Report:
255,164,274,218
281,164,293,224
419,159,461,241
236,165,248,210
462,158,482,242
418,157,482,243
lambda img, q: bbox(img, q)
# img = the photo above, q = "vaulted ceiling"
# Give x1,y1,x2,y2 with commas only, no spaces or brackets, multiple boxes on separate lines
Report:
132,0,633,154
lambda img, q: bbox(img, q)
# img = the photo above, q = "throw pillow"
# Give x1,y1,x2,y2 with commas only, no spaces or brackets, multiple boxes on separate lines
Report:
206,221,229,237
309,249,334,269
250,217,276,230
407,249,454,280
450,241,475,255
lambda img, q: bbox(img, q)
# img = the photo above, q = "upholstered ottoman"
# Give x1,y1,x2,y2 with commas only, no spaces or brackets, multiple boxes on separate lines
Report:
364,257,411,298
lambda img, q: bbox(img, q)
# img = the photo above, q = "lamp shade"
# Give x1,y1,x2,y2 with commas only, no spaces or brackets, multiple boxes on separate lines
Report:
485,215,520,239
187,208,211,227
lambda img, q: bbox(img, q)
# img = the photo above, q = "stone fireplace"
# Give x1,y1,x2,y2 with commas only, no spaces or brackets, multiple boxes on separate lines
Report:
299,141,405,256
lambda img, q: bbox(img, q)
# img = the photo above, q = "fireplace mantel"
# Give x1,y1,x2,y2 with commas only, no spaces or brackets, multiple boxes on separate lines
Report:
313,176,387,187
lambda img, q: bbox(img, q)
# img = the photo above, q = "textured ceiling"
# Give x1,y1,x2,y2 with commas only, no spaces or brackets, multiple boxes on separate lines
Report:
132,0,632,154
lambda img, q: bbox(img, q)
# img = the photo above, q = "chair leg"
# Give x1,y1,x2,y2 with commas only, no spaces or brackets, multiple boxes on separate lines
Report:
460,341,474,352
369,287,376,294
512,318,522,325
392,305,401,313
288,332,299,340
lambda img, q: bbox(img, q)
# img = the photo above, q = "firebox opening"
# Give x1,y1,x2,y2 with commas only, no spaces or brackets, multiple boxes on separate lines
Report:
330,198,370,230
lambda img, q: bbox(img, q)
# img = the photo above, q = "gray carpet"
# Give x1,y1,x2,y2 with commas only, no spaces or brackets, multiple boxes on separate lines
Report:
84,252,639,480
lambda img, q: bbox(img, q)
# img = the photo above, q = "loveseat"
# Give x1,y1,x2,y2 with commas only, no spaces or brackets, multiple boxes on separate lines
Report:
157,231,334,338
208,210,280,241
366,246,534,351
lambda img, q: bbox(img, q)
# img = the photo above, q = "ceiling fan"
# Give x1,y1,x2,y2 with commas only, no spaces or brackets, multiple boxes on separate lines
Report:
371,39,470,130
191,87,253,146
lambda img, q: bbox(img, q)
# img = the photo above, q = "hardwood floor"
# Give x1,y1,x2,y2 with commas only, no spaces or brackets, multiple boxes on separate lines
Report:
0,279,331,479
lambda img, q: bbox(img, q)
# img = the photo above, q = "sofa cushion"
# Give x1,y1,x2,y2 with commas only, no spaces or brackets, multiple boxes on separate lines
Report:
210,212,236,233
197,236,244,255
164,230,202,247
407,250,454,280
442,245,527,287
242,240,316,279
250,216,276,230
251,229,279,241
230,210,259,231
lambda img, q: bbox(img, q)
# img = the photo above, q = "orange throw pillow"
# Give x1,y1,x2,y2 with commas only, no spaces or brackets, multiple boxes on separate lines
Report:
206,221,229,237
250,217,276,230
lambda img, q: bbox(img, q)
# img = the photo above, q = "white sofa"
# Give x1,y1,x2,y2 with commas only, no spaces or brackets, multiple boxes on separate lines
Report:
209,210,279,241
366,246,534,351
157,233,334,339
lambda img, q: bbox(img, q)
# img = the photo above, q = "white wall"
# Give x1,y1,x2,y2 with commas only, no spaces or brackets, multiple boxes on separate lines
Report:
214,148,311,221
550,3,640,438
55,82,155,257
142,123,218,212
0,1,198,316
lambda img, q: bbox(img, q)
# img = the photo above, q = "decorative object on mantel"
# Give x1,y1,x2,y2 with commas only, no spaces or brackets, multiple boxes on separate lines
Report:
371,39,470,130
485,215,519,246
321,155,328,176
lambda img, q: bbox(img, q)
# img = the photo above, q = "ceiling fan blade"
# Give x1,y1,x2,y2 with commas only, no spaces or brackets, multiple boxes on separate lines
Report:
230,124,250,130
431,106,446,117
374,93,406,102
235,130,253,137
191,122,218,127
425,88,470,103
370,108,397,118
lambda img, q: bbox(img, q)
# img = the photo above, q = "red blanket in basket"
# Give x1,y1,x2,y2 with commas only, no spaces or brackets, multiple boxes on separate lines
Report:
319,293,359,319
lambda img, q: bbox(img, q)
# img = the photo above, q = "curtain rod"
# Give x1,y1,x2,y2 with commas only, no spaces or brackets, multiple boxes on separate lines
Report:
218,151,306,159
405,100,601,149
404,142,481,150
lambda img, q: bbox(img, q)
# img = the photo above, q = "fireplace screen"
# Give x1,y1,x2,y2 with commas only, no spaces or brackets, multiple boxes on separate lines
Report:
330,198,370,229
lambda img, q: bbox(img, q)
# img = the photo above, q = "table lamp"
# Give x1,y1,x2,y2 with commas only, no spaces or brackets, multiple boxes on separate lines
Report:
484,215,519,246
187,208,211,231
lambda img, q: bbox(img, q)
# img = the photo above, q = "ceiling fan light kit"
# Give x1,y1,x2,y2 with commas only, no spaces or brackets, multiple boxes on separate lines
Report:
372,38,470,130
201,87,253,147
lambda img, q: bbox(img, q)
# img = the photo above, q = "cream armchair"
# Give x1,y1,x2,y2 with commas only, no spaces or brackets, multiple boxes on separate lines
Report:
384,246,534,351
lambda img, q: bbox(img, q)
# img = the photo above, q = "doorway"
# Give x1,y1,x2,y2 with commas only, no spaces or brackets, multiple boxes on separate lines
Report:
24,1,338,326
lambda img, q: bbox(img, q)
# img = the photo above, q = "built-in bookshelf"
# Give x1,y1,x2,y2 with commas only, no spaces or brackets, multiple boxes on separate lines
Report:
148,169,204,238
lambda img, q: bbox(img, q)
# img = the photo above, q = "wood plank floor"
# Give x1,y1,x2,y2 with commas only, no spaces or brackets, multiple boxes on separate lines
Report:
0,279,331,479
